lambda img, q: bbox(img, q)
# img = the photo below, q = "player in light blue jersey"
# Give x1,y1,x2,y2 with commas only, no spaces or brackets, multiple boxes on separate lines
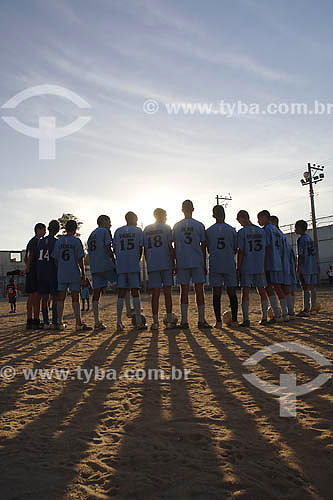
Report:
173,200,211,329
236,210,269,327
52,220,92,332
143,208,176,330
295,219,317,316
88,215,116,331
113,211,146,331
206,205,238,328
270,215,296,318
258,210,289,322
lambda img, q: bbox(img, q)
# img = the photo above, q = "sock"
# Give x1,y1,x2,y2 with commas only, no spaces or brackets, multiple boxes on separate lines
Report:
279,298,288,316
125,292,131,314
133,297,141,325
261,300,268,320
72,302,81,325
242,300,249,321
57,301,65,324
153,313,158,323
42,306,49,325
198,304,205,323
181,303,188,323
213,294,221,322
268,295,281,318
92,300,99,325
310,290,317,311
52,302,58,324
303,291,310,312
286,294,294,315
166,312,172,322
229,294,238,322
117,297,124,324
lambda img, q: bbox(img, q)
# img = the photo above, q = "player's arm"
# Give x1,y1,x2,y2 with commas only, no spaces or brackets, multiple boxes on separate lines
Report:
78,257,86,284
200,241,207,274
106,244,116,263
236,248,243,279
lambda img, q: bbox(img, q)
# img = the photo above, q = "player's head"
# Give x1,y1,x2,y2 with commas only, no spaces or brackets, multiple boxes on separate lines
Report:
48,220,60,236
257,210,270,227
97,215,111,229
125,211,138,226
270,215,279,228
34,223,46,238
65,220,78,235
153,208,167,223
212,204,225,221
182,199,194,217
295,219,307,235
236,210,250,227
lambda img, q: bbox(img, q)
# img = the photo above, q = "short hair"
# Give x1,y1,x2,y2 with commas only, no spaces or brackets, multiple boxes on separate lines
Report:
48,220,60,233
97,214,110,226
34,223,46,234
182,199,194,211
65,220,78,232
125,211,137,223
257,210,270,218
153,208,166,218
213,205,225,219
237,210,249,219
270,215,279,226
295,219,307,232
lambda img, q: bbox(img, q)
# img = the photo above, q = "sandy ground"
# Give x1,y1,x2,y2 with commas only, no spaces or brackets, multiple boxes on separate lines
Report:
0,289,332,500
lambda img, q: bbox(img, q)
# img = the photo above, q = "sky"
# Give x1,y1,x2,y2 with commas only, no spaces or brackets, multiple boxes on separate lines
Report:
1,0,333,249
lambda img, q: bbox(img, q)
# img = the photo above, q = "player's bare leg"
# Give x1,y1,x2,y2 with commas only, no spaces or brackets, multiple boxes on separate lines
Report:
92,288,106,331
40,293,50,327
72,291,92,332
265,284,282,321
212,286,222,328
163,285,175,329
56,291,67,330
51,293,58,327
257,287,269,325
273,283,289,321
32,292,42,329
309,284,317,313
116,288,127,330
240,286,250,327
151,288,160,329
227,286,238,325
195,283,212,329
26,293,33,328
178,284,190,328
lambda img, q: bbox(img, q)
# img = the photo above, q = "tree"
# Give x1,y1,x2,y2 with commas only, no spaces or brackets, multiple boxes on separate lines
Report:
58,213,83,237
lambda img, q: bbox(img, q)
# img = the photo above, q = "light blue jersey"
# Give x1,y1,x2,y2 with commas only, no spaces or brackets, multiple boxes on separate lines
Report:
237,224,266,274
88,227,114,273
52,235,84,283
279,230,291,282
143,223,173,272
206,222,237,274
173,218,205,269
113,225,143,274
263,223,283,271
297,234,317,275
288,242,297,285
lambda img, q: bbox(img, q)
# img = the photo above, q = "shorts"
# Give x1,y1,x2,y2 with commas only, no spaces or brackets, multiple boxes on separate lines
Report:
240,272,267,288
117,272,140,289
266,270,284,284
9,296,16,304
148,269,173,289
209,270,237,287
176,267,206,285
92,269,117,289
25,270,38,294
300,273,318,285
58,281,81,292
37,275,58,295
290,283,297,291
80,290,90,300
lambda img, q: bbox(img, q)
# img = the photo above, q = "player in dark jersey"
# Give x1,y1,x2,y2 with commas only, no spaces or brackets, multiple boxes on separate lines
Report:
36,220,60,328
295,219,317,316
25,222,46,329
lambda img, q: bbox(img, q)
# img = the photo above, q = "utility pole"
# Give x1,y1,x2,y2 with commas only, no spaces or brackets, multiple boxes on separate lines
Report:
215,194,232,207
300,163,325,281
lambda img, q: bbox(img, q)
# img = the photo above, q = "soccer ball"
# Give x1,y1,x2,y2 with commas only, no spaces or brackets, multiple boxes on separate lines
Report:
315,302,322,313
163,313,178,326
131,314,146,327
222,310,232,326
267,307,274,320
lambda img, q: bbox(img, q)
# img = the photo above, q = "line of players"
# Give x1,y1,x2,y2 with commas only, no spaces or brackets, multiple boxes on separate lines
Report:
23,199,317,332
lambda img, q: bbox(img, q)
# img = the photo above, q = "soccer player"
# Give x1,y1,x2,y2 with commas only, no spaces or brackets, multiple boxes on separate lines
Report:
236,210,269,327
206,205,238,328
257,210,289,322
80,279,91,311
143,208,175,330
6,279,17,313
173,200,211,329
270,215,296,318
87,215,116,330
52,220,91,332
295,219,317,316
36,219,60,328
113,212,146,331
25,222,46,329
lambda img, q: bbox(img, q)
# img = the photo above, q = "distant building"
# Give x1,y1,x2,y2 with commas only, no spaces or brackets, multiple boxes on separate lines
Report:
0,250,26,297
